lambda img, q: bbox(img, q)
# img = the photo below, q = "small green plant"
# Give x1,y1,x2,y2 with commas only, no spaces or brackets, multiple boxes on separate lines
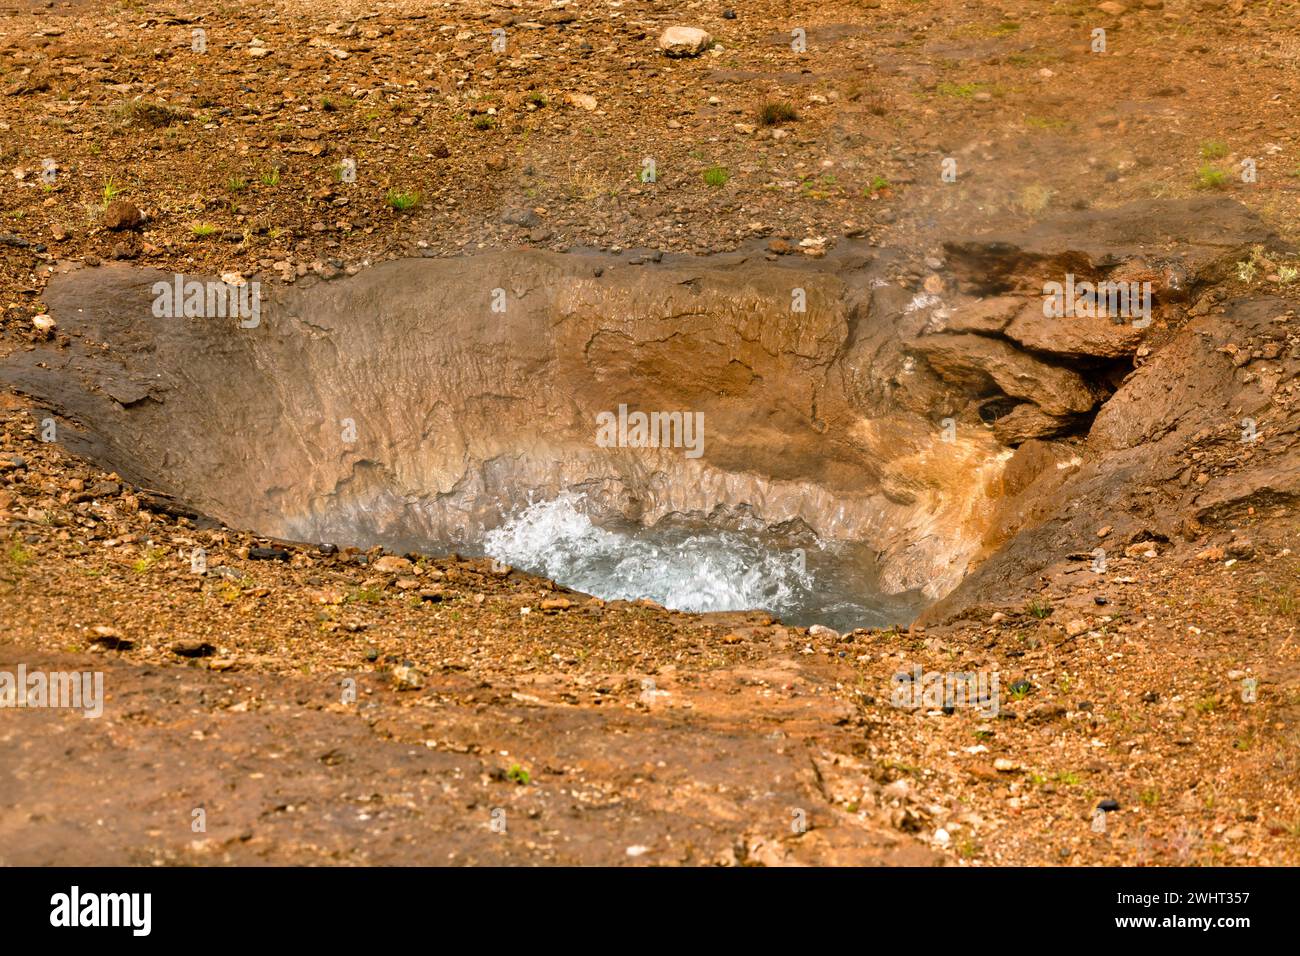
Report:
1025,597,1053,619
936,81,982,98
114,99,188,129
226,176,247,193
384,188,421,211
5,539,33,569
102,177,125,205
1278,265,1298,284
472,114,496,130
756,99,799,126
259,167,281,187
1196,164,1228,190
190,222,218,238
506,763,531,785
132,546,165,574
1196,695,1219,715
865,175,891,195
347,586,384,605
1140,788,1160,807
702,165,729,187
525,92,547,108
1055,770,1081,786
1026,115,1069,130
1200,140,1229,160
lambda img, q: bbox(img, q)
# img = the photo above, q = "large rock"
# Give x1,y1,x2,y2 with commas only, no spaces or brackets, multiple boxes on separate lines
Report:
939,295,1023,334
1004,300,1146,359
923,295,1300,622
658,27,712,57
989,403,1081,445
943,196,1283,298
910,332,1100,416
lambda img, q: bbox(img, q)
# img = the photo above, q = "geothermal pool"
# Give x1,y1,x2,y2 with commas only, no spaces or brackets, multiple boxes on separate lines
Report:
480,493,924,631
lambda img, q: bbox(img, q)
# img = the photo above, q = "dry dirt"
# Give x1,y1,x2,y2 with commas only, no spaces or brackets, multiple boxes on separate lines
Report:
2,0,1299,866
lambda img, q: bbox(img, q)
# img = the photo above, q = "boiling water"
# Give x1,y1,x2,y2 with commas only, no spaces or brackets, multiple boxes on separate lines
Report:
481,494,921,632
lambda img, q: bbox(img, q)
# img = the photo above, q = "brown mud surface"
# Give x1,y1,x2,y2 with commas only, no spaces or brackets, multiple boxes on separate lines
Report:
2,0,1299,866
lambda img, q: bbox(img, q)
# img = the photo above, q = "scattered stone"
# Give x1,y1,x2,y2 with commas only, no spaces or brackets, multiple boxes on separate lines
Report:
373,555,413,574
993,757,1020,772
808,623,840,640
1226,538,1255,560
501,207,539,228
102,200,144,231
392,664,424,690
658,26,712,58
88,480,120,498
249,546,290,561
565,92,598,111
89,625,132,650
170,639,215,658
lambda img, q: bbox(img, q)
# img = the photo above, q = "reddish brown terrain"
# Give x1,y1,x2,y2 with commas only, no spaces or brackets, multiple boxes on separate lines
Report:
1,0,1298,866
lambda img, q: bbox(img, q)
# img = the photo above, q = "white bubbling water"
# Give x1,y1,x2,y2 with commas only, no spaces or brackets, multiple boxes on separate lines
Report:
482,493,919,630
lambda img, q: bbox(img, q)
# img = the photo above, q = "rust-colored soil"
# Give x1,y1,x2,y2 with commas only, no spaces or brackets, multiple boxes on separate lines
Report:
2,0,1299,865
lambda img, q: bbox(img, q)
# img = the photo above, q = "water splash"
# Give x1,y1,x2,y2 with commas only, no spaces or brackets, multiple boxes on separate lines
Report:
482,493,920,631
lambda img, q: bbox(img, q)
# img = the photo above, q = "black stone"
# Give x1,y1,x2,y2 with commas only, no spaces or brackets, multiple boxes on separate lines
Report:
249,546,290,561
